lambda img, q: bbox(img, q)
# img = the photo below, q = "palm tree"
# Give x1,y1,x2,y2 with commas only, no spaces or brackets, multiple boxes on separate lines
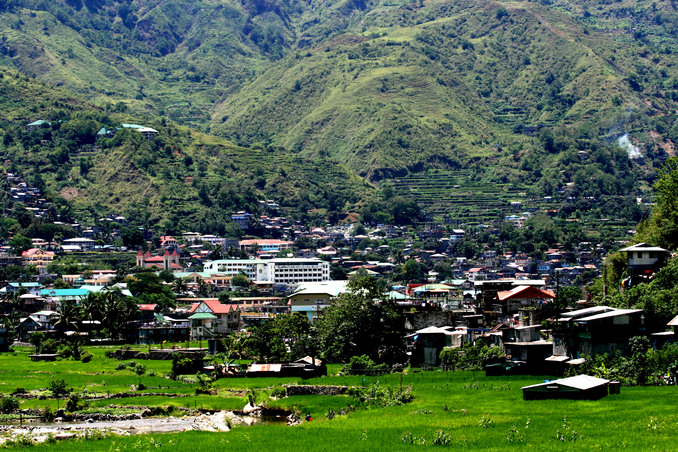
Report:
197,278,210,297
80,292,101,324
99,290,138,340
173,278,188,296
55,298,83,332
1,291,21,315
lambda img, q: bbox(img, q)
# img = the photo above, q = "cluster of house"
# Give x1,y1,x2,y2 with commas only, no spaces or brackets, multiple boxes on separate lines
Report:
26,119,159,140
2,237,675,381
406,243,676,373
5,173,50,219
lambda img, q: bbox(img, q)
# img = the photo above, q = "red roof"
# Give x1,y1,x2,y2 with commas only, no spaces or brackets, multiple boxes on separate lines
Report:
497,286,555,301
21,248,55,257
189,299,240,314
145,256,165,262
138,304,157,311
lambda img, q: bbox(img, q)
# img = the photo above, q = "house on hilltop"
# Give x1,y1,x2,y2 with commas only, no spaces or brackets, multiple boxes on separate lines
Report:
618,243,670,288
21,248,55,275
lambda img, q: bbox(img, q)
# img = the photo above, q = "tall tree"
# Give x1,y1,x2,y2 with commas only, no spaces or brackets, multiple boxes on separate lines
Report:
55,299,83,332
315,274,405,364
637,157,678,250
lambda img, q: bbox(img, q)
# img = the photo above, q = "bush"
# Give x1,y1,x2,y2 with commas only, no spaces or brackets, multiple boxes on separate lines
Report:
48,377,70,397
439,343,505,371
80,352,93,363
171,355,201,379
65,394,81,412
40,339,60,354
0,396,19,413
270,386,287,399
348,383,414,407
342,355,390,376
42,406,55,422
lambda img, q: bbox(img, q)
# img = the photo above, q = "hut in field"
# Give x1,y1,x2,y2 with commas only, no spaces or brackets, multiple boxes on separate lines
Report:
521,374,616,400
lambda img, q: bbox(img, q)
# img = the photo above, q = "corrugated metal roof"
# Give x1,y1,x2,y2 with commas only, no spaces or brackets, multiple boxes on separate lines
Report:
618,243,668,253
559,306,612,317
248,364,282,373
575,308,643,322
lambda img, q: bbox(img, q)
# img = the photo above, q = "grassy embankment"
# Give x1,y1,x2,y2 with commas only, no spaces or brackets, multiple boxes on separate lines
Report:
0,346,677,450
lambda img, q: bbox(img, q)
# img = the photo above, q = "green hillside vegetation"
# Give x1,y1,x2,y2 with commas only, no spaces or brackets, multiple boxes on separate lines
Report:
2,0,678,226
589,157,678,324
0,67,372,233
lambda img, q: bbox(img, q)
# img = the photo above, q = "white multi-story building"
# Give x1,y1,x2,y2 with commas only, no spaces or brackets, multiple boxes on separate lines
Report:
202,258,330,284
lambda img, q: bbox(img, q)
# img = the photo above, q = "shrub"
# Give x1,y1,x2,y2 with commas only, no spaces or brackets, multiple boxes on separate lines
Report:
65,394,81,412
270,386,287,399
171,355,201,379
40,338,60,354
342,355,390,376
196,373,212,389
80,352,93,363
348,383,414,407
439,343,505,371
0,396,19,413
42,406,55,422
48,377,70,397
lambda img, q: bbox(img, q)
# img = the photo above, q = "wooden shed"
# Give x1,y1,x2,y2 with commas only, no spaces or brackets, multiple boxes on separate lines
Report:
522,374,612,400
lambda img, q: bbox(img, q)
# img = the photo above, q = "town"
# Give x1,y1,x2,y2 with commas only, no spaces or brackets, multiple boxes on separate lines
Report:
2,159,676,379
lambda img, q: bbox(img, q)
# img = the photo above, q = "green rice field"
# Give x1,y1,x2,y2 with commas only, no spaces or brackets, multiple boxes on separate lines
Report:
1,347,676,450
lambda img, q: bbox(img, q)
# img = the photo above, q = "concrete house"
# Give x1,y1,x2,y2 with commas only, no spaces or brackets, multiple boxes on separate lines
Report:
188,300,241,340
550,306,646,359
618,243,670,287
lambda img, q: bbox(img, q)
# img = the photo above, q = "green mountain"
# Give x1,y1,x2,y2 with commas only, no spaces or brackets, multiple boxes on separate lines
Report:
2,0,678,226
0,67,370,233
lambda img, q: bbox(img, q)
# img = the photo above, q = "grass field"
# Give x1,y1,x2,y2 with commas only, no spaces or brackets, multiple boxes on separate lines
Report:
1,347,677,450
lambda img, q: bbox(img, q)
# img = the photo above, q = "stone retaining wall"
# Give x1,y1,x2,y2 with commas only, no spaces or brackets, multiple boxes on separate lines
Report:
284,385,349,396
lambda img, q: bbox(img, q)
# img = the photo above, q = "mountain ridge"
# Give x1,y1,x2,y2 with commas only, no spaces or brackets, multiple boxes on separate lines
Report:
2,0,678,229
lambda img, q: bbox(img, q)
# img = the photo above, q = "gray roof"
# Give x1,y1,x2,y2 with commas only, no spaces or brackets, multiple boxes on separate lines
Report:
558,306,617,320
522,374,610,391
575,308,643,322
618,243,668,253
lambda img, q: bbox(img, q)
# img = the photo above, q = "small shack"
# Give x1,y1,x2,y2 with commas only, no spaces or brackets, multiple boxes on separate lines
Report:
246,356,326,378
521,374,614,400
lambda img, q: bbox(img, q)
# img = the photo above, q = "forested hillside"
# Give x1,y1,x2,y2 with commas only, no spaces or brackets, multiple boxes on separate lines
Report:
0,67,370,234
2,0,678,227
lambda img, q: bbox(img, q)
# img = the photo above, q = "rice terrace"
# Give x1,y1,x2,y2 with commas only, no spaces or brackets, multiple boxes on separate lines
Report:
0,345,674,450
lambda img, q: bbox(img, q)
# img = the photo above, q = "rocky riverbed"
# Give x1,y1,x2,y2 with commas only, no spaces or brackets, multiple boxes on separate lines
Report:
0,411,249,446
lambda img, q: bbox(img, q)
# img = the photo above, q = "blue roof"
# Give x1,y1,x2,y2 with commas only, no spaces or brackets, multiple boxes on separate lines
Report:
41,289,90,297
8,282,42,288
